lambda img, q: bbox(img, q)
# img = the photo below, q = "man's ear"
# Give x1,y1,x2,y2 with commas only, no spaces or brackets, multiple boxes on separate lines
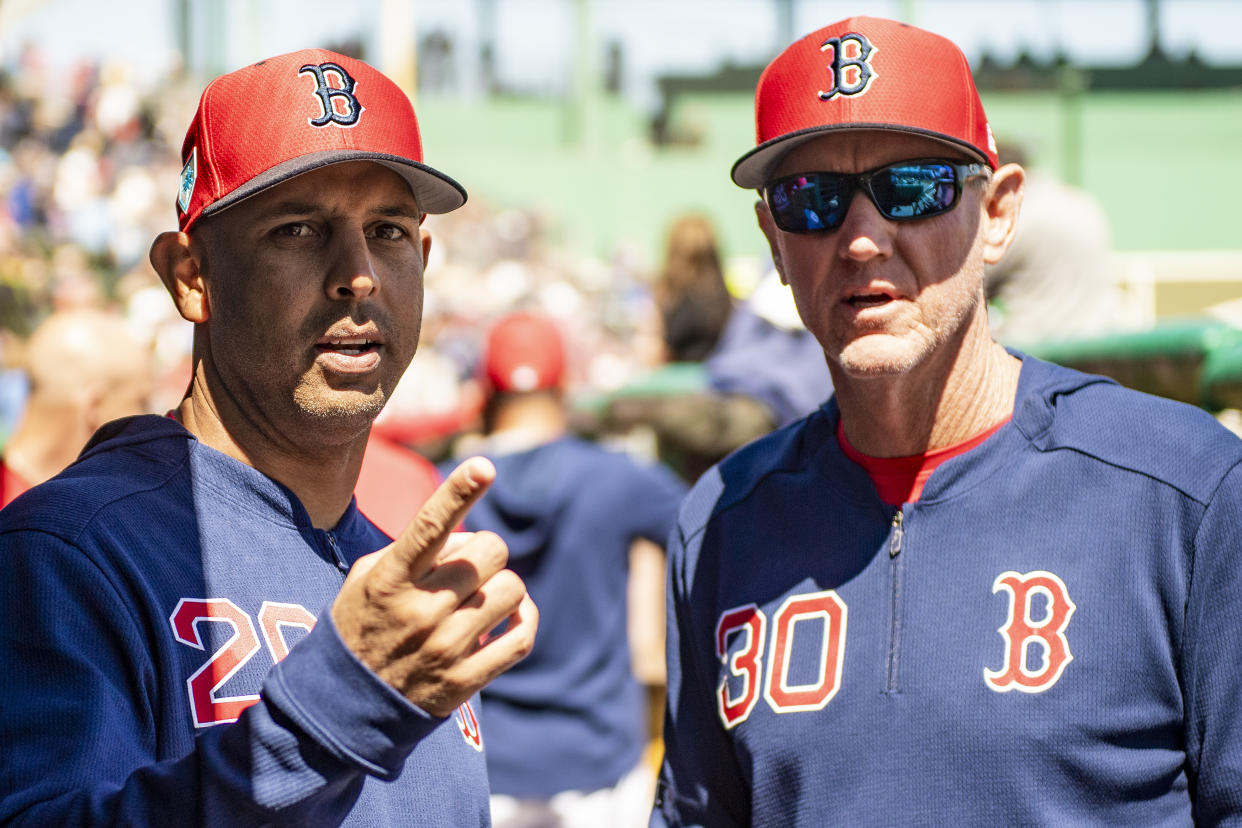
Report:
150,231,210,324
981,164,1025,265
420,226,432,270
754,198,788,285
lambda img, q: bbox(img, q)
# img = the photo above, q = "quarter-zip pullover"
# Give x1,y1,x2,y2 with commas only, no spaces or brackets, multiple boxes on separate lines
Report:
655,354,1242,826
0,415,490,826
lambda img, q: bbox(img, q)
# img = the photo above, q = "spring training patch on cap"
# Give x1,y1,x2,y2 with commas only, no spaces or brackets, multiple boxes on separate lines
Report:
178,148,197,213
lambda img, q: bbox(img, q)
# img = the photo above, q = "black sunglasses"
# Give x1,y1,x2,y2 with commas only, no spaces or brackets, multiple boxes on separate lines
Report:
764,159,989,234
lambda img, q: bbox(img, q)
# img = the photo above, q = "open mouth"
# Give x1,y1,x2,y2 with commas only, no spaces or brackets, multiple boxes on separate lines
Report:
316,337,380,356
847,292,894,308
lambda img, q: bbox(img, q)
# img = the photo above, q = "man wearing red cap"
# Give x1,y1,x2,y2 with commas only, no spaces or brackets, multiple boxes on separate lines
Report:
655,17,1242,826
444,311,686,828
0,51,536,825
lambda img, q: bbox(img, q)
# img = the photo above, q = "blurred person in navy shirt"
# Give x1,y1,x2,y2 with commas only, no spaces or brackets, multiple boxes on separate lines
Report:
445,310,686,828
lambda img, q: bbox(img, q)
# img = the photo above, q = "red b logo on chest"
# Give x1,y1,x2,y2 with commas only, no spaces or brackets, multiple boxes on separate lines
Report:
984,570,1076,693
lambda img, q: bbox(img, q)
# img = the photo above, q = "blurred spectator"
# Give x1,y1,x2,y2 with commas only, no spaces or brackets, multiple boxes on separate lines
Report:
443,311,686,828
706,266,834,428
1,307,152,506
0,46,189,341
595,213,832,482
985,140,1122,345
419,30,457,94
113,261,193,414
654,213,733,362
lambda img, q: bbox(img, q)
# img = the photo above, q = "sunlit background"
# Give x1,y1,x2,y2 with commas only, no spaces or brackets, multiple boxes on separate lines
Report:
4,0,1239,257
2,0,1241,448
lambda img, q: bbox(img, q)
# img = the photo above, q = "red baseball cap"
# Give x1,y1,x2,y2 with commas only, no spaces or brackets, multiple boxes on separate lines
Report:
732,16,998,189
175,49,466,231
482,311,566,393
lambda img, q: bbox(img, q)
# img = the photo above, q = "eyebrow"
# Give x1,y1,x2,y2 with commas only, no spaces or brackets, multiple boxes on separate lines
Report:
374,204,423,220
264,201,423,220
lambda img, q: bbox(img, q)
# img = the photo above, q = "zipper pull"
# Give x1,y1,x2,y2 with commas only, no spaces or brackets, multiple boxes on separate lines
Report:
889,509,904,559
325,532,349,572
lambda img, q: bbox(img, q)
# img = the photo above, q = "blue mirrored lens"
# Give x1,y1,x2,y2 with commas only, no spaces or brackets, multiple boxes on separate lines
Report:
872,164,957,219
770,174,849,232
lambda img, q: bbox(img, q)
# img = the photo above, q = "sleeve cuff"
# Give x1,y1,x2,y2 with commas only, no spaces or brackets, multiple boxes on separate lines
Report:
261,609,444,780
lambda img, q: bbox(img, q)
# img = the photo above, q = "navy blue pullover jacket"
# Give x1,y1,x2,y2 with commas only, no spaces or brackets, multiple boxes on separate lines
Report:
655,354,1242,826
0,415,490,826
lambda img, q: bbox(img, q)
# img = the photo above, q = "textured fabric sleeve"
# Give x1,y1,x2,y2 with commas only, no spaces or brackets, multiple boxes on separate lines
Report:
651,522,749,828
0,530,442,827
1183,460,1242,826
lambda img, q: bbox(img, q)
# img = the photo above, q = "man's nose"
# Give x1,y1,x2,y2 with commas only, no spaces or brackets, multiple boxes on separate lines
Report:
838,189,895,262
326,229,380,300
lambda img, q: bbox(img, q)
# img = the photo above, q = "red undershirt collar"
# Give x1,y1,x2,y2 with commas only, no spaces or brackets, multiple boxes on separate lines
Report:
837,416,1011,506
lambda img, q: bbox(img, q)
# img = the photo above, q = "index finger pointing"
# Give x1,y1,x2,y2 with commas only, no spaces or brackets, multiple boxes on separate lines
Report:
391,456,496,581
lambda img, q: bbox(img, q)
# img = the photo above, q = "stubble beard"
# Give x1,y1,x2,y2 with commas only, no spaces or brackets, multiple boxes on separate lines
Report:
292,381,389,422
289,307,415,427
832,290,980,380
835,335,926,378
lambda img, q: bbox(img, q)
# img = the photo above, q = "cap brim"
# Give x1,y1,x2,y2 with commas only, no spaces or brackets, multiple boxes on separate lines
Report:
731,124,991,190
199,149,467,221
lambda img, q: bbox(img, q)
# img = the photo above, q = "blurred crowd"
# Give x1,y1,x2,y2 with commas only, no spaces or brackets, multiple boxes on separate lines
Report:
0,44,716,471
0,41,1137,492
0,45,198,431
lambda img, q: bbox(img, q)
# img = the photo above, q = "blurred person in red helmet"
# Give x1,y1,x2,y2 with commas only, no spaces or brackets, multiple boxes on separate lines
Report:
445,310,686,828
